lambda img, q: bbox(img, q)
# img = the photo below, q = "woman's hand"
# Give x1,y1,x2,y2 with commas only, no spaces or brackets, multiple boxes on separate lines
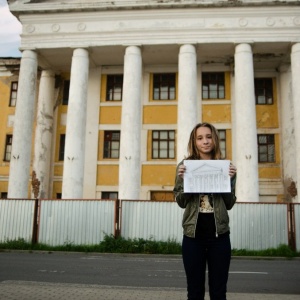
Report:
229,163,237,178
178,164,186,178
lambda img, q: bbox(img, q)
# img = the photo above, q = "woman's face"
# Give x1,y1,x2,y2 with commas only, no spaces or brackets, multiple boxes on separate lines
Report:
195,126,214,159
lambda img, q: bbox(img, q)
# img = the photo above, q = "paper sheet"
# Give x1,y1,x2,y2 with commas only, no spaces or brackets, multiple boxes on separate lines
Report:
183,160,230,193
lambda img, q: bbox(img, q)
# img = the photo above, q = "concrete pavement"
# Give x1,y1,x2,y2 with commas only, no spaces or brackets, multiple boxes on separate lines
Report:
0,280,299,300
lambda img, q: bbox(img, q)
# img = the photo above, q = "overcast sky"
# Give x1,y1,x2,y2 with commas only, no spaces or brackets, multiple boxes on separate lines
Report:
0,0,22,57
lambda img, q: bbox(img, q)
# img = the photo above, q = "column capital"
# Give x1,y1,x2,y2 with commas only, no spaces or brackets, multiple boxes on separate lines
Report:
278,64,291,73
179,44,196,54
235,43,253,53
72,48,89,57
124,45,142,55
21,49,38,60
291,42,300,53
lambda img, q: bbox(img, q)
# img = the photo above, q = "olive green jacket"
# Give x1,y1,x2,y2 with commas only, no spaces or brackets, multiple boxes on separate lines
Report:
173,161,237,238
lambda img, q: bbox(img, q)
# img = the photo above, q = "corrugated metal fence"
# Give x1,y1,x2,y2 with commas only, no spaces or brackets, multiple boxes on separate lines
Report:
0,198,299,251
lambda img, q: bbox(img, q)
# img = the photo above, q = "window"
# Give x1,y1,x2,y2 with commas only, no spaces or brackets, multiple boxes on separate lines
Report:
257,134,275,163
102,191,118,199
202,72,225,99
153,73,176,100
59,134,65,161
150,191,174,201
104,131,120,158
152,130,175,159
1,192,8,199
218,130,226,159
106,75,123,101
56,193,62,199
9,81,18,106
4,135,13,161
62,80,70,105
255,78,273,105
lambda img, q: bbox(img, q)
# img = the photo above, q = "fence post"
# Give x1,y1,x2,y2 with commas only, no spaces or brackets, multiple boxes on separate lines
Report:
31,171,40,244
31,199,39,244
114,199,121,238
288,203,296,251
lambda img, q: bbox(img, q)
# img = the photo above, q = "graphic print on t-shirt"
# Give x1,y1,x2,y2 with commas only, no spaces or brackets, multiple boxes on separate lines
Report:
199,195,214,213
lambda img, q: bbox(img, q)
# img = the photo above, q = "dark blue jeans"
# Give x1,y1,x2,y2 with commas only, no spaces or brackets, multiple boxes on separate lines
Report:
182,234,231,300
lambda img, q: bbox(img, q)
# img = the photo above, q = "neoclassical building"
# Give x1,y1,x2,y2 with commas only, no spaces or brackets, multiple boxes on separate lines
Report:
1,0,300,202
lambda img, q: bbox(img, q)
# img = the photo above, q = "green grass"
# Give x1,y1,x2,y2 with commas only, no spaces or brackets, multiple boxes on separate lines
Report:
232,244,299,258
0,236,299,257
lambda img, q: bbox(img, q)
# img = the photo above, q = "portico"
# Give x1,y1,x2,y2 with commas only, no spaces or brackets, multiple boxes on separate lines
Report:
6,0,300,202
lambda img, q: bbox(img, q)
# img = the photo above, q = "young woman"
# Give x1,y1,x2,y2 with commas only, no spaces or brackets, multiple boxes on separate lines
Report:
173,122,237,300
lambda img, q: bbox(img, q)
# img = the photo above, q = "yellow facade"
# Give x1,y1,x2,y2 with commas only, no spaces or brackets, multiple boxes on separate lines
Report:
142,165,176,186
97,165,119,186
0,74,17,197
143,106,177,124
99,106,122,124
202,104,232,123
0,65,283,201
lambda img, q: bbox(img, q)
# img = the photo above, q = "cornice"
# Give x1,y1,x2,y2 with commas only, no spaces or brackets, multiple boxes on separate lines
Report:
8,0,300,16
17,6,300,50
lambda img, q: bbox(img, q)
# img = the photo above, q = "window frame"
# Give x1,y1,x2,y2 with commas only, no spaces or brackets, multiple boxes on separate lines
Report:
218,129,226,159
1,192,8,199
257,134,275,163
152,130,175,159
152,73,176,101
103,131,121,159
255,78,274,105
4,134,13,162
102,191,118,199
106,74,123,101
58,134,65,161
9,81,18,107
202,72,225,100
62,80,70,105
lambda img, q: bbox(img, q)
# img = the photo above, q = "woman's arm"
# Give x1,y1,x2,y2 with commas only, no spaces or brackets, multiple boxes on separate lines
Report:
173,161,193,208
221,174,237,210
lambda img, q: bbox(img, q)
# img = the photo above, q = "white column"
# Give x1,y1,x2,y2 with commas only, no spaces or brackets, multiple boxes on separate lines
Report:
279,65,297,201
8,50,38,198
83,67,101,198
177,44,198,162
62,48,89,199
291,43,300,202
119,46,142,200
32,70,55,198
234,43,259,202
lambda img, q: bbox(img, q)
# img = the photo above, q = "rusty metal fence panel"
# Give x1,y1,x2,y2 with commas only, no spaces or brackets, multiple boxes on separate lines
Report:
38,200,115,246
121,200,183,242
228,203,288,250
295,204,300,252
0,199,35,242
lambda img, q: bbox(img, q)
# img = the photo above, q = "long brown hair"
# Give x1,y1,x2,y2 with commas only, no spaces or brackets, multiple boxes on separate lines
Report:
186,123,222,160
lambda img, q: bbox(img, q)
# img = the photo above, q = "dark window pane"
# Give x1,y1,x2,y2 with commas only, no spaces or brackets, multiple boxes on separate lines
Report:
9,81,18,106
4,135,13,161
1,192,8,199
103,131,120,158
218,130,226,158
62,80,70,105
257,134,275,163
255,78,273,105
106,75,123,101
152,130,175,159
202,73,225,99
59,134,65,161
153,73,176,100
102,192,118,199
